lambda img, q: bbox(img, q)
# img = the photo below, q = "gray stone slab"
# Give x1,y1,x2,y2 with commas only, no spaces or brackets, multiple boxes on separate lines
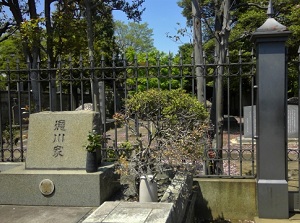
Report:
145,209,172,223
244,105,298,138
0,205,93,223
83,202,173,223
104,206,152,222
0,163,119,207
0,162,22,172
83,202,119,222
26,111,101,169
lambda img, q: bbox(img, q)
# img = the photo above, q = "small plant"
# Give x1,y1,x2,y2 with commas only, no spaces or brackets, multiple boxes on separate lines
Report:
118,141,134,157
2,125,20,147
84,131,104,152
106,141,134,162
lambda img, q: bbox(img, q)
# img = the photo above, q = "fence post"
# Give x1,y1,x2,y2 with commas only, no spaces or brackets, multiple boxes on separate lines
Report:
251,1,291,218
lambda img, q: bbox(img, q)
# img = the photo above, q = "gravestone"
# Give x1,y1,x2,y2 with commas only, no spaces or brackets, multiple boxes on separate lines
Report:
287,105,298,138
12,105,29,125
244,105,298,138
26,110,101,169
0,110,120,207
243,106,256,138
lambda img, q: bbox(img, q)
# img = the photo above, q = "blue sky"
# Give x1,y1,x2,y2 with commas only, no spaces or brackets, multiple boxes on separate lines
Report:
4,1,189,54
113,0,191,54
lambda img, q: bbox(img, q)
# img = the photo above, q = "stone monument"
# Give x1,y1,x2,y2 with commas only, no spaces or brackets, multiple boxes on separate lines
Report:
0,111,119,207
244,105,298,138
26,111,101,169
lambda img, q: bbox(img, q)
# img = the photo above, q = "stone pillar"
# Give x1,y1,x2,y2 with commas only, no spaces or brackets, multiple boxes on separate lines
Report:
251,1,291,219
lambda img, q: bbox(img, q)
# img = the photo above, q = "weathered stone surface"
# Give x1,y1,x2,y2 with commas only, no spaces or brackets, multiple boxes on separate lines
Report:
244,105,298,138
26,111,101,169
82,202,173,223
194,178,257,221
0,163,119,206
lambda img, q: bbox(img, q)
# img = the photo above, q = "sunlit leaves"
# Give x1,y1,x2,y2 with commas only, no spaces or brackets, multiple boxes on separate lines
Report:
20,18,45,50
114,20,154,53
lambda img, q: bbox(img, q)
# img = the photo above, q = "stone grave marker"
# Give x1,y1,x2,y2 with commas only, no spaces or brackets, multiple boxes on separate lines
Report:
244,105,298,138
243,106,256,138
26,110,101,169
12,105,29,125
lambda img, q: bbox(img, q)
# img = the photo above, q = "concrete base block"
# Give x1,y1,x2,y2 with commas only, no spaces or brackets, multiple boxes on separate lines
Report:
0,163,119,207
194,178,257,221
257,179,289,219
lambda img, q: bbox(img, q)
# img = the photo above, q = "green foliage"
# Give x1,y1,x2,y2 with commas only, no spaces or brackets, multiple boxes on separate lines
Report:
0,0,145,66
114,20,155,53
106,141,134,161
115,88,210,176
1,125,20,148
20,18,45,51
84,131,104,152
0,75,6,90
177,0,300,96
0,35,24,70
125,49,189,91
126,88,208,125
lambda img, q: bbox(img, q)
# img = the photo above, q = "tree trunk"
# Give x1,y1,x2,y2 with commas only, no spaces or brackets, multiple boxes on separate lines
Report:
192,0,205,104
45,0,57,111
84,0,103,134
84,0,100,112
28,0,41,112
209,0,231,174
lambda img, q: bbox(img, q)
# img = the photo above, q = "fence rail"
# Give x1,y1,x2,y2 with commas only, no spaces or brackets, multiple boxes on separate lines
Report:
0,52,258,177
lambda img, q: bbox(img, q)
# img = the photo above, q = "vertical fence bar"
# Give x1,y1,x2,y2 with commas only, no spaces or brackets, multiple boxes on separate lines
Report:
133,54,139,139
0,102,3,161
202,51,209,175
123,54,129,142
238,50,243,176
113,53,118,149
57,56,63,111
47,57,53,111
145,54,151,143
145,53,149,90
202,53,207,107
251,49,256,176
179,52,184,89
298,46,300,201
156,53,161,90
6,59,13,161
69,56,74,111
191,52,195,96
226,50,231,175
37,57,42,112
79,55,84,109
168,53,172,90
16,58,24,161
27,57,31,116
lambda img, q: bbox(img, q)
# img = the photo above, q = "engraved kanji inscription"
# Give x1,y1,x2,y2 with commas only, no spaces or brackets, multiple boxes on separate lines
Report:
53,120,66,157
53,145,63,157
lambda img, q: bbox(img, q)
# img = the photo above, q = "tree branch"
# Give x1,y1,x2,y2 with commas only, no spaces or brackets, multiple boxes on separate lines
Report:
230,3,267,11
0,22,10,34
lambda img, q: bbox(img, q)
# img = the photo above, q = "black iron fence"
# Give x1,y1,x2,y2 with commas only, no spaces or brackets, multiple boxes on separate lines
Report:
0,51,257,177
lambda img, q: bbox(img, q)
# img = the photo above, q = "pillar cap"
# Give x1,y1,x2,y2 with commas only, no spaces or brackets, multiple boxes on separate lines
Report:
251,0,291,41
256,18,288,33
